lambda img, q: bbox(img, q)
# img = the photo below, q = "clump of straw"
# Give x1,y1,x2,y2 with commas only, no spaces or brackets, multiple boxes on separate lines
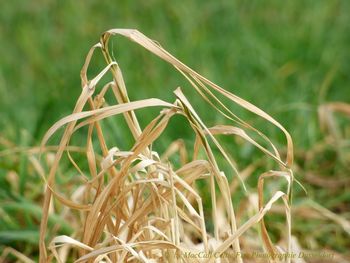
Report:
39,29,294,262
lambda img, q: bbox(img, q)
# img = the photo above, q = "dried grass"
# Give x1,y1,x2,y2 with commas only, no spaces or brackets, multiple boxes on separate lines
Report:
38,29,294,262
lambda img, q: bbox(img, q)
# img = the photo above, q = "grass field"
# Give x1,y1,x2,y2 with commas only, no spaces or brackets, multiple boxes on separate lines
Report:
0,1,349,262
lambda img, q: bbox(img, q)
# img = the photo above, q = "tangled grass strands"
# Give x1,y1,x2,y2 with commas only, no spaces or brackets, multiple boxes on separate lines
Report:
39,29,294,263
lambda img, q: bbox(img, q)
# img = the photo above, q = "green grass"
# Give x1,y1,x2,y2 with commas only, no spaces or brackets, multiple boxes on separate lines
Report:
1,1,349,145
0,0,349,261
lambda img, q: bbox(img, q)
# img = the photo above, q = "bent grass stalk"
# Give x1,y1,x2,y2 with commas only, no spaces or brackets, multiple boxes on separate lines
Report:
39,29,294,262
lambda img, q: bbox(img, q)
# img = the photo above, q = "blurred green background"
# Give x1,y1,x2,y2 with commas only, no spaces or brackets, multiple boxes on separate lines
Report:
0,0,349,260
